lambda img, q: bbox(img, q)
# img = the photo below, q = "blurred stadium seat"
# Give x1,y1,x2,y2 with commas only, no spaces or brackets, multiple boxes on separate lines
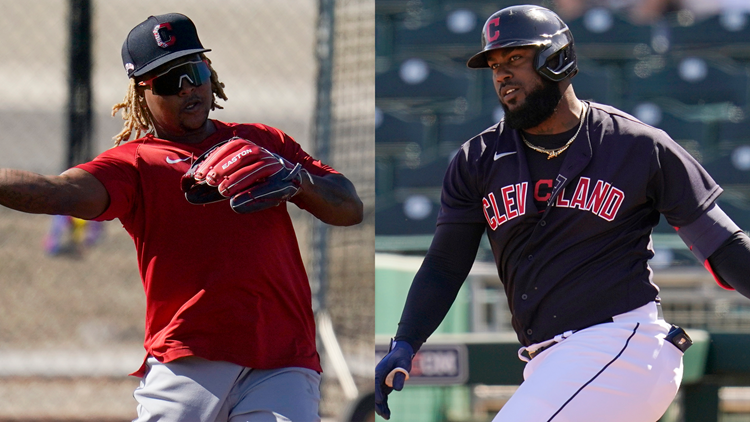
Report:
566,8,652,61
573,59,620,105
439,112,498,146
394,155,452,189
670,12,750,50
377,1,501,58
624,56,749,106
376,107,432,146
629,102,712,144
701,141,750,230
567,8,651,44
393,8,480,47
718,119,750,143
375,196,441,235
376,57,476,108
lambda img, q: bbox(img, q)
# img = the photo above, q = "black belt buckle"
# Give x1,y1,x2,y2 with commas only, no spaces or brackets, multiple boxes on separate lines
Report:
666,324,692,353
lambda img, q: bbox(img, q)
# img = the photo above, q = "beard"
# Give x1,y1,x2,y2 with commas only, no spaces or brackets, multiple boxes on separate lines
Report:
500,77,563,130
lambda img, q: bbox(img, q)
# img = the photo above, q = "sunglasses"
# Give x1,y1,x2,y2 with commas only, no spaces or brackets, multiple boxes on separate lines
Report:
138,60,211,96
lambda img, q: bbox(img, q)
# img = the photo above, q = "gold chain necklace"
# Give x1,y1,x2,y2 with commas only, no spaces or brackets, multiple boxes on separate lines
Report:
521,103,588,160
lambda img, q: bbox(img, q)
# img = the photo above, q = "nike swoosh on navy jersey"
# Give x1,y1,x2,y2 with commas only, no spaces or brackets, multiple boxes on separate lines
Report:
494,151,517,160
166,156,191,164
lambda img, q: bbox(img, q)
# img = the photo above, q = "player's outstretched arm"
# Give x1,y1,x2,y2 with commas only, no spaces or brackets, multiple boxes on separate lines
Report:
292,172,363,226
375,222,484,419
0,168,109,219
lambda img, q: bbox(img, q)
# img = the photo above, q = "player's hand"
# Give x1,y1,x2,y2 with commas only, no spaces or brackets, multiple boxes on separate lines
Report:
375,340,414,420
181,137,306,213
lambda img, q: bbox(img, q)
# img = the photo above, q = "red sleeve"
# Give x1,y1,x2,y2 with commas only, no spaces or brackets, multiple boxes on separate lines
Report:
74,143,141,222
235,124,339,177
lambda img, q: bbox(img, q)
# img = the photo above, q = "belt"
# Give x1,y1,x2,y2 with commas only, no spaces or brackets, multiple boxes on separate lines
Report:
523,303,667,361
520,330,574,362
525,315,614,360
527,342,558,360
526,346,547,360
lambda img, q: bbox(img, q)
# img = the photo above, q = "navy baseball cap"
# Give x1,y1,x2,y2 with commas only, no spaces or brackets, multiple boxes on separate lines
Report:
121,13,211,78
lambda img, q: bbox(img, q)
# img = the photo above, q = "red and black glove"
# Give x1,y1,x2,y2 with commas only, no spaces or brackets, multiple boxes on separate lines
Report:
181,137,307,213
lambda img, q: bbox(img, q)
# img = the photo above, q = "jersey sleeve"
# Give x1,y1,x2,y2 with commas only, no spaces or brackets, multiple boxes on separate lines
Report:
437,140,487,226
649,133,723,227
238,124,339,177
74,146,140,222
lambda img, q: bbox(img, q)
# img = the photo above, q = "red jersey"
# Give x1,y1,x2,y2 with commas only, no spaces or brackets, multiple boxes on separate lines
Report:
76,120,334,376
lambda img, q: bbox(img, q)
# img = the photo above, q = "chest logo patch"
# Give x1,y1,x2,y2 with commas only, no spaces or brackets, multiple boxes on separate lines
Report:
166,156,190,164
493,151,517,160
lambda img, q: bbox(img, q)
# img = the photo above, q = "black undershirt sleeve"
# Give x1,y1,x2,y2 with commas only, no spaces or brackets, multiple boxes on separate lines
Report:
707,230,750,298
394,223,486,352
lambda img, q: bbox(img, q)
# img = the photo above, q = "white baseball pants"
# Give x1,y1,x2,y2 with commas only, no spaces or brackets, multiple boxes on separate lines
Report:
493,302,683,422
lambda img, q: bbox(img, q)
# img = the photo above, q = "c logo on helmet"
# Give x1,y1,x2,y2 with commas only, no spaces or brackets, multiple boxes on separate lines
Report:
153,23,176,48
486,17,500,42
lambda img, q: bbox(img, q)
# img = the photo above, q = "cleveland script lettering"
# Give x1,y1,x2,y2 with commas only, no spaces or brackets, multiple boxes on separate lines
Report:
483,177,625,230
483,182,528,230
553,177,625,222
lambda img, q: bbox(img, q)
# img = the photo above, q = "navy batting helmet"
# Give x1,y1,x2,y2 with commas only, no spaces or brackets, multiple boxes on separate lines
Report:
466,5,577,82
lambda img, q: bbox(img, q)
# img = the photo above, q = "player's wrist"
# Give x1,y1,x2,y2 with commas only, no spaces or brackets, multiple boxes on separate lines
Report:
391,339,414,355
393,335,422,354
292,168,314,197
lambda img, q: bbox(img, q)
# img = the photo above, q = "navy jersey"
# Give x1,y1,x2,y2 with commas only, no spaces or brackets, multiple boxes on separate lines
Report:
438,102,722,346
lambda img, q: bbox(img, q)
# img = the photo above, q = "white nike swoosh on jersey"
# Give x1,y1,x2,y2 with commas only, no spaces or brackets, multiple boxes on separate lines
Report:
166,156,191,164
494,151,517,160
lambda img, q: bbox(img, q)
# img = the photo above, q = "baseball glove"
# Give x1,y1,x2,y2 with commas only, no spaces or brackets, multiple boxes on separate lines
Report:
181,137,306,213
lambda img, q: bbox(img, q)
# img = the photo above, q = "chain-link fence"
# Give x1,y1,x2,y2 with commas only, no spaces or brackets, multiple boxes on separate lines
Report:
317,0,375,418
0,0,373,420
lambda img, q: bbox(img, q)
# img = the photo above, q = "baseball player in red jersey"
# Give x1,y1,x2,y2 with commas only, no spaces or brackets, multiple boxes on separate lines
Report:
0,13,362,421
376,5,750,421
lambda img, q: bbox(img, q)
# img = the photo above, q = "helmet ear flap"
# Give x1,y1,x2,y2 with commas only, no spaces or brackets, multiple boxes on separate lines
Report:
536,44,578,82
546,50,564,72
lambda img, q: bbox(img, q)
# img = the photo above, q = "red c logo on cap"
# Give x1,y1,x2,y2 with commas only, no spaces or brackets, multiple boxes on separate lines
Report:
486,17,500,42
153,23,176,48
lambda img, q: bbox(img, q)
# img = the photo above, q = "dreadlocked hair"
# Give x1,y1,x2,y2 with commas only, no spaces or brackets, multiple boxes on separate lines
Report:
111,53,228,146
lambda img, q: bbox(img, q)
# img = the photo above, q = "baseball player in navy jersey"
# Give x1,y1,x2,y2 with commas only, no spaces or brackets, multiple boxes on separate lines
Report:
375,4,750,421
0,13,363,421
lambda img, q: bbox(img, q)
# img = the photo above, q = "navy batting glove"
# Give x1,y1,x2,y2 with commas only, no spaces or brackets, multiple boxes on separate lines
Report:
375,340,414,420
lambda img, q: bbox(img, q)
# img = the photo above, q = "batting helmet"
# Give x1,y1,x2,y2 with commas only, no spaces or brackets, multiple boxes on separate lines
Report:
466,5,577,82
